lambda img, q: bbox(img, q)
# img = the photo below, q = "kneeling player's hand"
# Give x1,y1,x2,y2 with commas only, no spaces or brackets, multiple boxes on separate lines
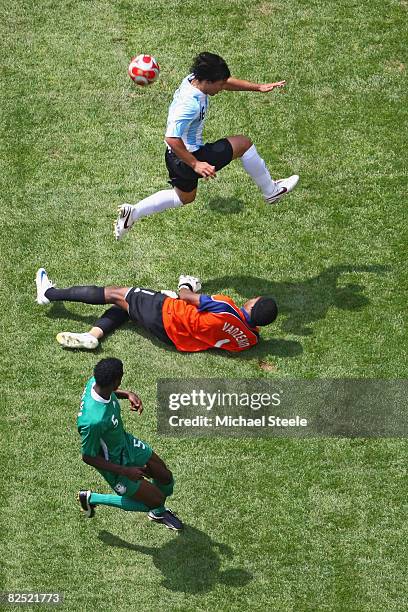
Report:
178,275,202,293
128,392,143,414
125,466,146,481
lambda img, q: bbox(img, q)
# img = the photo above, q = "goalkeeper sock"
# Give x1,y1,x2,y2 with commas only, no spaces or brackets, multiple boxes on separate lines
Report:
89,492,149,512
94,307,129,334
45,286,106,304
241,145,277,199
131,189,183,221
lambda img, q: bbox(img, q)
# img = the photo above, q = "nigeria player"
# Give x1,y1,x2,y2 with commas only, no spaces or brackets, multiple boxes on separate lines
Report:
114,51,299,240
77,357,182,530
36,268,278,352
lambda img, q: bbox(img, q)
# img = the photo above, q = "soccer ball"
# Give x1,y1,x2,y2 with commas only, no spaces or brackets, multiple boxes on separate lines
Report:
128,54,160,86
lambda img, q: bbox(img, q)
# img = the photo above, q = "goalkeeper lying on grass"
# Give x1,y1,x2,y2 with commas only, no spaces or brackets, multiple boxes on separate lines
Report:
36,268,278,353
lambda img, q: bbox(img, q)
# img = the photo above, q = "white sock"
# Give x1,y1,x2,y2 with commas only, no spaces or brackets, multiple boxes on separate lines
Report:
131,189,182,222
241,145,277,199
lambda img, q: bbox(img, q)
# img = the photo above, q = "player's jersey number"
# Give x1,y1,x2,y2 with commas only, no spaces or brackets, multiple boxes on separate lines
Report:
133,438,145,449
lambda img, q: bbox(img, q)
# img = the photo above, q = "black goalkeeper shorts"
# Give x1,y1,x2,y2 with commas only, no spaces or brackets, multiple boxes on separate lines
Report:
165,138,233,192
125,288,173,345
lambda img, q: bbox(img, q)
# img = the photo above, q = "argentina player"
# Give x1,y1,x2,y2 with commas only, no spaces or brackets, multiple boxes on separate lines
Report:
115,52,299,239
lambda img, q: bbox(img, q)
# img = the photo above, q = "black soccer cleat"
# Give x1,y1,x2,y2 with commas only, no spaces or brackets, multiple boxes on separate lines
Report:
147,508,183,531
77,490,96,518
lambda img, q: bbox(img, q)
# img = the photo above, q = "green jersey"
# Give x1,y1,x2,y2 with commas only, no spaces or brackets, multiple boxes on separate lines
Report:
77,376,153,498
77,376,128,464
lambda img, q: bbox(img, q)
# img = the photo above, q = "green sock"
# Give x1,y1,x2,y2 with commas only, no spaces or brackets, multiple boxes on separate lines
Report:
151,478,174,516
89,492,149,512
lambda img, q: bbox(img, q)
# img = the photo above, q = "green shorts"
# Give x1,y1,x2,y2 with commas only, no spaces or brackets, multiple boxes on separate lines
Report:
98,434,153,498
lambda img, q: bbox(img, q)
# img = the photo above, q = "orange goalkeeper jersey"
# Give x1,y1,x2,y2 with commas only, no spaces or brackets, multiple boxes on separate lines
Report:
162,294,259,352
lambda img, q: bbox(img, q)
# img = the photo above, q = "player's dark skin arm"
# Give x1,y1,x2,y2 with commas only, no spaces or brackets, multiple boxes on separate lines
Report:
178,287,201,306
114,388,143,414
82,454,145,481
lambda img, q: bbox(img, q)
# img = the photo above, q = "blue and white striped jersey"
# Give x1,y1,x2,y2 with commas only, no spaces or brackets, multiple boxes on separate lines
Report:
165,74,209,152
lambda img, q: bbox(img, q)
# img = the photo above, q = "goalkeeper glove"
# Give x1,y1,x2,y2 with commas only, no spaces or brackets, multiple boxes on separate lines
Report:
178,275,202,293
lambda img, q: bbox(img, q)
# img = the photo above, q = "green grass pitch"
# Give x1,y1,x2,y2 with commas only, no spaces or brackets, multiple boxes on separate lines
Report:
1,0,408,610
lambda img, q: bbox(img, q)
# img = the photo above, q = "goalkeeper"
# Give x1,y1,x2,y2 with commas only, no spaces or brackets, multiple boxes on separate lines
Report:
36,268,278,353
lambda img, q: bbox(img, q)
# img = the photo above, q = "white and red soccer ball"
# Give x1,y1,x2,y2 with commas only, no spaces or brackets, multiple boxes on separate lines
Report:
128,54,160,86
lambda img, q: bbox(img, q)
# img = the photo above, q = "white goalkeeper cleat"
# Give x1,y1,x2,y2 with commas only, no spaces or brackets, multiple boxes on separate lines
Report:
114,204,136,240
178,275,202,293
56,332,99,350
36,267,55,305
265,175,299,204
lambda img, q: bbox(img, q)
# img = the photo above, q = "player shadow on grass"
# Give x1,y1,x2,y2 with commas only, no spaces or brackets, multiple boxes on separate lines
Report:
207,197,245,214
46,303,301,359
46,302,100,327
205,264,390,337
44,303,104,352
98,526,252,594
128,325,303,360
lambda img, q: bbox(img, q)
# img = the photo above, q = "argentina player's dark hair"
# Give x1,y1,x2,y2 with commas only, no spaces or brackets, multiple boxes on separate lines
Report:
94,357,124,387
191,52,231,82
